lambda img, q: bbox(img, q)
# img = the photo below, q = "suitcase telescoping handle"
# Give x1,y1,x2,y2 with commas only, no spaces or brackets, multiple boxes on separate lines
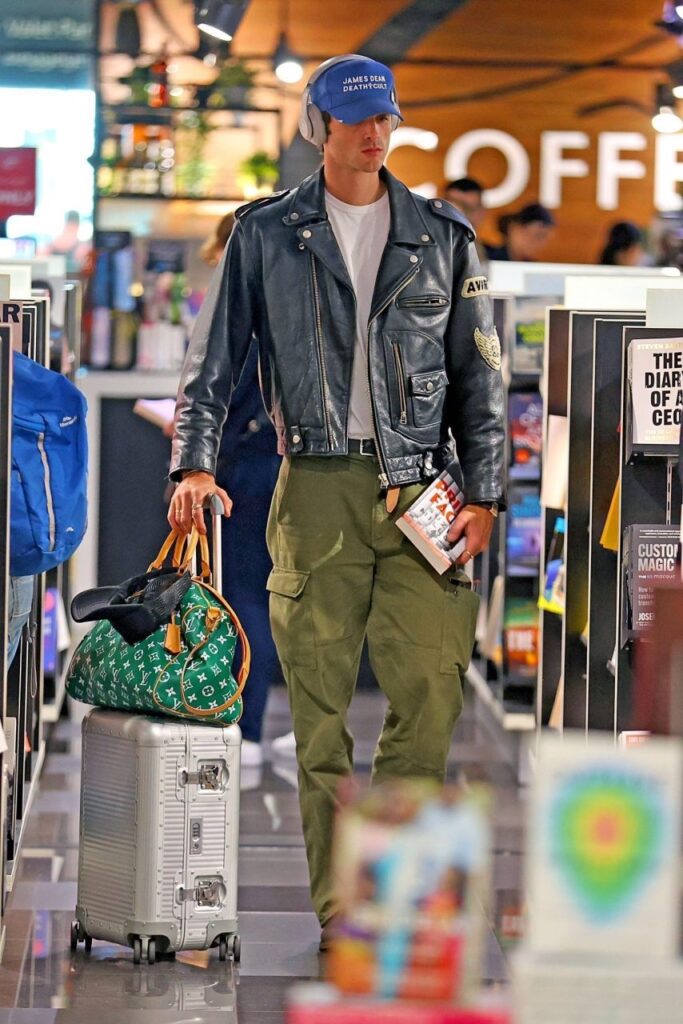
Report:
184,494,225,590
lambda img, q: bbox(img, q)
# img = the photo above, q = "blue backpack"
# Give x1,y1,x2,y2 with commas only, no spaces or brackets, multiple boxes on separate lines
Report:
10,351,88,576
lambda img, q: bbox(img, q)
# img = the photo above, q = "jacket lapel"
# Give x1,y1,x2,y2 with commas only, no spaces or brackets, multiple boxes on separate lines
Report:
282,170,353,293
369,170,435,321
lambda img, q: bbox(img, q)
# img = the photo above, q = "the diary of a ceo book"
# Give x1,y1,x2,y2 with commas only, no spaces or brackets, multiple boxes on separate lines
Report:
397,469,467,574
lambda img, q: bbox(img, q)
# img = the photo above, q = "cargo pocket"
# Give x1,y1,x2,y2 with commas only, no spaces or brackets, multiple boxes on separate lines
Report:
266,567,317,669
439,572,480,675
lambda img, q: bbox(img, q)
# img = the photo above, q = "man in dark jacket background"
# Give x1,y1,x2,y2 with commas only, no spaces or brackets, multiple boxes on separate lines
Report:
168,53,506,949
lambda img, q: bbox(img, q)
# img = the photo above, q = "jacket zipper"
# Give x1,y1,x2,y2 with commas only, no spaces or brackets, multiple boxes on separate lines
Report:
397,295,448,308
391,343,408,425
310,254,333,448
37,432,56,551
367,268,419,486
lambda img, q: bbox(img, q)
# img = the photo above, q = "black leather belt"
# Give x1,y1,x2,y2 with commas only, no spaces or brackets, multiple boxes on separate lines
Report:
347,438,377,457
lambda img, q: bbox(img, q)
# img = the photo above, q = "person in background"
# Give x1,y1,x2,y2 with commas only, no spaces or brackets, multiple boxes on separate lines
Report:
599,220,646,266
443,178,489,263
200,213,281,768
486,202,555,262
46,210,90,273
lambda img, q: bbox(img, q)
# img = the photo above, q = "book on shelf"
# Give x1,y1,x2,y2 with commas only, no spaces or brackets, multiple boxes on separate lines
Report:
512,296,548,374
626,336,683,459
503,597,539,681
506,486,542,575
133,397,176,430
397,469,466,574
621,524,680,643
509,391,542,480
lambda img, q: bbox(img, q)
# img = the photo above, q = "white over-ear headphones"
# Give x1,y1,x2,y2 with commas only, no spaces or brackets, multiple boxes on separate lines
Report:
298,54,400,148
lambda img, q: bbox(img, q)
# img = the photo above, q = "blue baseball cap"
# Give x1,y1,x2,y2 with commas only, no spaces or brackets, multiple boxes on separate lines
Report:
311,57,403,125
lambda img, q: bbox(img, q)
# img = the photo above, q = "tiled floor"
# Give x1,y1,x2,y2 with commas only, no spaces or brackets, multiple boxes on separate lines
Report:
0,686,524,1022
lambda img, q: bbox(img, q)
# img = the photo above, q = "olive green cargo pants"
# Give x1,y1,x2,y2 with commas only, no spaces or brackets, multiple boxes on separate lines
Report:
265,454,480,925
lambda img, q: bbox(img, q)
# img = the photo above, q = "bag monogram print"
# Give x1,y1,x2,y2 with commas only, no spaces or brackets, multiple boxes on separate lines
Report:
65,529,250,726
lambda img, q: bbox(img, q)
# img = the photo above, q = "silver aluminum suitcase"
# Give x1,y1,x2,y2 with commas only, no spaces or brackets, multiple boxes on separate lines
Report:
70,499,242,965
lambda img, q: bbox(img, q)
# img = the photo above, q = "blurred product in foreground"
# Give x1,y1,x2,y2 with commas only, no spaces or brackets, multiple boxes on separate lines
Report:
327,779,491,1005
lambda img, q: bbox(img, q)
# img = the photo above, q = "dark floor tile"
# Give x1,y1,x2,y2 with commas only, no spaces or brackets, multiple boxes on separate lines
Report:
238,886,312,913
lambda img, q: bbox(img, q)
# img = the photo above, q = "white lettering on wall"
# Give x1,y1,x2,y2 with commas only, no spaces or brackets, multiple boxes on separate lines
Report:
597,132,647,210
539,131,589,208
655,134,683,212
444,129,530,208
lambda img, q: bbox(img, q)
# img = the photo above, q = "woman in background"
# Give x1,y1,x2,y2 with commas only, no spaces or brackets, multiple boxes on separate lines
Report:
599,221,646,267
201,214,281,767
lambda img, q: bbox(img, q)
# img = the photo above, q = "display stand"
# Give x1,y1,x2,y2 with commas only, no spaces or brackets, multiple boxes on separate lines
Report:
537,307,570,727
586,315,644,730
615,326,683,733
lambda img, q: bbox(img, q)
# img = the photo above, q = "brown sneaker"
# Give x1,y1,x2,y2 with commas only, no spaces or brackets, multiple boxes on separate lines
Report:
318,915,339,953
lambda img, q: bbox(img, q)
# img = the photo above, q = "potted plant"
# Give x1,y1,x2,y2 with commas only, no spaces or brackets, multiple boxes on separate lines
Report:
237,151,280,199
174,111,215,196
205,59,257,109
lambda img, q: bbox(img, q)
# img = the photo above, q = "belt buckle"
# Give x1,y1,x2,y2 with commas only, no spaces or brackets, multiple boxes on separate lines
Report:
359,439,374,457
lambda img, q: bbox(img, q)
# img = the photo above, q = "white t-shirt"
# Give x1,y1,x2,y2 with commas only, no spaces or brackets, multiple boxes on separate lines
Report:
325,189,390,439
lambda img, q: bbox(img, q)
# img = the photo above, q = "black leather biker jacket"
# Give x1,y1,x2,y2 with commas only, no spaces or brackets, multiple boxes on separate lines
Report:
171,167,505,505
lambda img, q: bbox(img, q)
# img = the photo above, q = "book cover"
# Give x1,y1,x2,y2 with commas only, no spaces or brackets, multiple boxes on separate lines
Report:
506,487,541,575
508,392,542,480
503,598,538,680
328,779,491,1005
622,524,680,642
133,397,176,430
627,337,683,456
397,470,466,574
512,296,547,374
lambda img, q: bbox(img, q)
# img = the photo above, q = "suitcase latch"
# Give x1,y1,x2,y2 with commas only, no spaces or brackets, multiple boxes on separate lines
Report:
178,879,223,907
180,764,221,790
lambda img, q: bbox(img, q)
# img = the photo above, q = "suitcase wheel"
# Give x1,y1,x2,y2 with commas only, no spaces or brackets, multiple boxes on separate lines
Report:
133,937,142,965
147,938,156,965
232,934,241,963
70,920,92,954
218,934,229,961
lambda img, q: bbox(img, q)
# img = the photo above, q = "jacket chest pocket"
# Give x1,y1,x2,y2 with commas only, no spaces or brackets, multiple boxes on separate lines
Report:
409,369,448,427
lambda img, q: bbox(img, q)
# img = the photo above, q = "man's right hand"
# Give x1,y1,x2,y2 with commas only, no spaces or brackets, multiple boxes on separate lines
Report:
167,471,232,535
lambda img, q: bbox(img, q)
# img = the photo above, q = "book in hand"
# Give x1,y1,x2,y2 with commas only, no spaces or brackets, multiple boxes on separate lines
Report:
133,397,176,430
397,469,467,573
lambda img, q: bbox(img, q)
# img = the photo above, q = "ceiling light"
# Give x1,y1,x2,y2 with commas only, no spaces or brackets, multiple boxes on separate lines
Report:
196,1,246,43
273,31,302,83
653,106,683,133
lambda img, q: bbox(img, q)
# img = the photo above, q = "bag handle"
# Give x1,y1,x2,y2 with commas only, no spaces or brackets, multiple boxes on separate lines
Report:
148,529,181,571
178,528,211,581
148,528,211,580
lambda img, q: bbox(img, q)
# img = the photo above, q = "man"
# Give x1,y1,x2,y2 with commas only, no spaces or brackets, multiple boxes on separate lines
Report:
444,177,485,232
168,54,505,949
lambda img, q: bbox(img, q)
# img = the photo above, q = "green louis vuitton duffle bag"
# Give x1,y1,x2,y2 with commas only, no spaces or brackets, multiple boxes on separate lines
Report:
65,527,250,725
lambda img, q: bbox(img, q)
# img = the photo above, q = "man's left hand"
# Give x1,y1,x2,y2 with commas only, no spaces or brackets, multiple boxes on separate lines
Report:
446,505,495,567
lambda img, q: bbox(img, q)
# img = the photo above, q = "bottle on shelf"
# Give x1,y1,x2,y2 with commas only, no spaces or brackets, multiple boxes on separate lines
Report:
96,137,119,196
148,46,170,108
